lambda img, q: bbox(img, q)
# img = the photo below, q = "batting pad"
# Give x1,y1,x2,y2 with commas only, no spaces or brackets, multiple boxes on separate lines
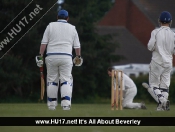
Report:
60,81,72,106
147,87,159,103
161,91,168,100
47,83,59,99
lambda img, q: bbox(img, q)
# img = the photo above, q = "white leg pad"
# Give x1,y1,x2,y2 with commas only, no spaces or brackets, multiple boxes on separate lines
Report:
153,87,166,104
47,84,58,98
60,81,73,107
47,83,58,107
147,87,159,103
161,92,168,100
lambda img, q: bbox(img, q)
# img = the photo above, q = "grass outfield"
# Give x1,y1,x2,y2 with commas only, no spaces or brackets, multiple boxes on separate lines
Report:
0,103,175,132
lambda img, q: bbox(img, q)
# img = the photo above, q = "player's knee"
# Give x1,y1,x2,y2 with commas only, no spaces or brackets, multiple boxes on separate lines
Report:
47,82,58,87
159,88,169,98
60,81,73,88
60,81,72,97
160,88,169,99
162,92,168,99
47,82,58,98
122,102,128,108
60,75,73,84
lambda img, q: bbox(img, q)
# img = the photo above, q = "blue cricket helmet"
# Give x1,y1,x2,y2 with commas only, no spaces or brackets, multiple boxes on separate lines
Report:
159,11,172,23
58,9,68,18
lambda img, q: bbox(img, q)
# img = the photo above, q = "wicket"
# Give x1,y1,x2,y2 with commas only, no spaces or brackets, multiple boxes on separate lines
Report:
111,70,123,110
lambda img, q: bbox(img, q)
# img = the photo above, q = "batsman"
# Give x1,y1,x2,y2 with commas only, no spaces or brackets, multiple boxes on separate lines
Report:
35,10,83,110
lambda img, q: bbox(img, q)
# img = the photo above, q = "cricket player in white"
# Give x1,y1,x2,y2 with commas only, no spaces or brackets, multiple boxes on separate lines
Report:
107,67,146,109
142,11,175,111
36,10,82,110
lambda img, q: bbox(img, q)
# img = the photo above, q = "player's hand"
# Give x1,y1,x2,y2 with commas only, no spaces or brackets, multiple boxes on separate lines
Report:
73,56,83,66
35,55,43,67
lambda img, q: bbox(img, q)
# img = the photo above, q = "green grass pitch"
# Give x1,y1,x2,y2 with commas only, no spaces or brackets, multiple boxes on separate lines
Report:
0,103,175,132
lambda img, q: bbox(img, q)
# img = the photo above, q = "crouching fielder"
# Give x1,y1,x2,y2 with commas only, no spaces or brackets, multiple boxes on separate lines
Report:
142,11,175,111
107,67,146,109
36,10,83,110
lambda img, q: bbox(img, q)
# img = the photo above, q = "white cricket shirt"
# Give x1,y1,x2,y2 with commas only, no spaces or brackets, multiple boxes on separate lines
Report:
41,20,80,56
148,26,175,66
114,72,136,90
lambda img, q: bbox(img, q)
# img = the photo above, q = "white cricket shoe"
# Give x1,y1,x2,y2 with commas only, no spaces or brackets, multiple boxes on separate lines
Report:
156,107,164,111
48,101,57,110
62,106,70,110
142,82,150,89
141,102,147,109
162,100,170,111
156,104,164,111
48,106,56,110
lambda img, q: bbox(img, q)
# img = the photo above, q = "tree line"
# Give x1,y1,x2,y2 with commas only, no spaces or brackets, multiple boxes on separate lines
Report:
1,0,174,103
0,0,120,102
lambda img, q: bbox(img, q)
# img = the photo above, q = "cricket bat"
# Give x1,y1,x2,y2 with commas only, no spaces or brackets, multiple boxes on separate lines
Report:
36,56,45,100
40,66,45,100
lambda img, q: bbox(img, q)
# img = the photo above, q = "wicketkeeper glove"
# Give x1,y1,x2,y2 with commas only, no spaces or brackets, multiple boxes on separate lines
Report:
35,55,43,67
73,55,83,66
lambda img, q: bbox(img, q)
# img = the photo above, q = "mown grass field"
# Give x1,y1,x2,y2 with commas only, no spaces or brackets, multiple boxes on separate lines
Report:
0,103,175,132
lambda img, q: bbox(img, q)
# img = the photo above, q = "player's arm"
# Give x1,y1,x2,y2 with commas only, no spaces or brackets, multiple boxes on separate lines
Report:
73,28,81,56
39,24,50,56
173,45,175,55
173,33,175,55
74,48,82,66
75,48,81,56
36,24,49,67
73,27,83,66
39,44,47,56
148,30,156,51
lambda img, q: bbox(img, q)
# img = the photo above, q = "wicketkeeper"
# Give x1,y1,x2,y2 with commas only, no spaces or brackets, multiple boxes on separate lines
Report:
36,10,83,110
142,11,175,111
108,67,146,109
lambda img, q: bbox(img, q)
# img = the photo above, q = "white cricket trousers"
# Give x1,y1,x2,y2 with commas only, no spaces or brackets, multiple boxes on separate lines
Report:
149,60,172,89
148,60,171,103
123,87,142,109
45,55,73,107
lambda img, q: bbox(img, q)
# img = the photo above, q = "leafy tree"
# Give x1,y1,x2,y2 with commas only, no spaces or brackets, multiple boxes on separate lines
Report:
63,0,122,101
0,0,123,102
0,0,55,101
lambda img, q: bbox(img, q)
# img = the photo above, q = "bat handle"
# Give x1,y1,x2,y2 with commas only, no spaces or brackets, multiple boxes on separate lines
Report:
40,67,43,72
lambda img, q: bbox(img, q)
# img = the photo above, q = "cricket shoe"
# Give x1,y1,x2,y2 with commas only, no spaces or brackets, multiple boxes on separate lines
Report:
156,107,164,111
48,106,56,110
141,102,147,109
156,103,164,111
48,101,57,110
162,100,170,111
142,82,150,89
62,106,70,110
166,100,170,111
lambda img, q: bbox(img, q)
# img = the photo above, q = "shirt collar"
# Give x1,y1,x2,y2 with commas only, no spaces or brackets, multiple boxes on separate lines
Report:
161,26,170,29
57,19,67,23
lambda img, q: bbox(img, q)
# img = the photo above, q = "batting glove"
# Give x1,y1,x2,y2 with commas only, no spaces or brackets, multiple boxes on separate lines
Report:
35,55,43,67
73,56,83,66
